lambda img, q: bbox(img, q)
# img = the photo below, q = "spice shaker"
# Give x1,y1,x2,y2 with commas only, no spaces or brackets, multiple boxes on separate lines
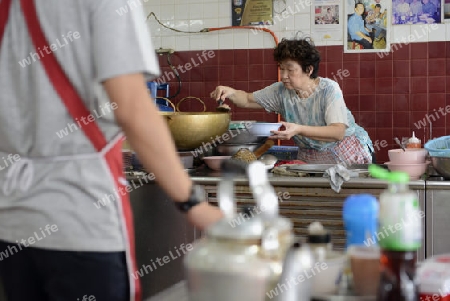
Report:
407,131,421,148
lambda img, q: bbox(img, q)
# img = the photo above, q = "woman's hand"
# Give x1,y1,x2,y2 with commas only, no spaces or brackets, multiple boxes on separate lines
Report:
210,86,263,109
270,121,301,140
210,86,236,102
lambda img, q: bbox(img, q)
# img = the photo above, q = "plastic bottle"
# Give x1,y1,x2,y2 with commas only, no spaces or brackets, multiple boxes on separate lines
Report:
407,131,421,149
342,194,379,248
369,165,422,301
306,221,332,262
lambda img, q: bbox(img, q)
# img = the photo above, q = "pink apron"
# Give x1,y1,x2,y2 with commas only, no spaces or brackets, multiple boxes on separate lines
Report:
0,1,141,300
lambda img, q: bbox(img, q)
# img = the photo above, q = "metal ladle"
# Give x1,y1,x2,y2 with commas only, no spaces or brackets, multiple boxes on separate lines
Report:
394,137,406,152
259,154,278,169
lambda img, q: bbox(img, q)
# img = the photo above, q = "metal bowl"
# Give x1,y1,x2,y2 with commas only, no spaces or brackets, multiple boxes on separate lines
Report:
430,156,450,179
215,143,263,156
222,129,267,145
160,112,231,150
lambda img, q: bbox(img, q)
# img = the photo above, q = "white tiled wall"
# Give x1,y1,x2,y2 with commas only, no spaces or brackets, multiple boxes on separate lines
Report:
141,0,450,51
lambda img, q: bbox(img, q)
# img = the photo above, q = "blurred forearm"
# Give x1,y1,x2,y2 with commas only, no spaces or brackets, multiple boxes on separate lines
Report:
103,73,191,202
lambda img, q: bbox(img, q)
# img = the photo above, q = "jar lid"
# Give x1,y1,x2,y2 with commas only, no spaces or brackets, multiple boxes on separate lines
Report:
307,221,331,244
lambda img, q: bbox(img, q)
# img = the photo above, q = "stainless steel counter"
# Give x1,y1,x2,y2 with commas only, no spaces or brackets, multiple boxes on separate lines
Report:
146,281,375,301
188,167,427,189
126,168,449,300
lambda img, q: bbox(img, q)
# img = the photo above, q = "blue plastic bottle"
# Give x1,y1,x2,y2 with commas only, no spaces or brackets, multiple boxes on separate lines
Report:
342,194,379,248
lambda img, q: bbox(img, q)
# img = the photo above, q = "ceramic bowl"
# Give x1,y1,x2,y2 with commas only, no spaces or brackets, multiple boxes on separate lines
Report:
203,156,231,171
247,122,282,137
388,148,428,164
384,161,431,180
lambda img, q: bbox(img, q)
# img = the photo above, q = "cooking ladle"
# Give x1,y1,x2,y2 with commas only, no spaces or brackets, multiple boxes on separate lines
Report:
259,154,278,168
394,137,406,152
216,99,231,112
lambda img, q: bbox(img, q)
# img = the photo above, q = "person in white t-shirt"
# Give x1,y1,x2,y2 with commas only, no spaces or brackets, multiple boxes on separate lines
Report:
211,37,374,164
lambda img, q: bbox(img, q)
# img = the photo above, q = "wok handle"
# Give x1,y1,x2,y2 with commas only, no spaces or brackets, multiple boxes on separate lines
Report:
176,96,207,112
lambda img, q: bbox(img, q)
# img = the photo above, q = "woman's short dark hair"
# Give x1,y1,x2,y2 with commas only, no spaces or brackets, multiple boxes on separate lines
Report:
273,37,321,78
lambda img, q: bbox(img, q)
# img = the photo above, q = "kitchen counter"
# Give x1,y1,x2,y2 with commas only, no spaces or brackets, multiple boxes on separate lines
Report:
187,166,427,189
146,280,375,301
126,166,450,300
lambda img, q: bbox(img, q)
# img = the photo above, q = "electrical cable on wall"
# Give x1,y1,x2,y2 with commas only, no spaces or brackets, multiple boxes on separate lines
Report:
165,52,181,98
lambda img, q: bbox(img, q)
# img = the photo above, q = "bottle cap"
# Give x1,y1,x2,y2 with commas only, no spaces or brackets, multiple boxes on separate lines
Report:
369,164,409,183
409,131,420,143
307,222,331,244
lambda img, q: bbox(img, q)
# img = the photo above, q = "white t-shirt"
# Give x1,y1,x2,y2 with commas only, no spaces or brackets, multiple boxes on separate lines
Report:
0,0,160,251
253,78,373,152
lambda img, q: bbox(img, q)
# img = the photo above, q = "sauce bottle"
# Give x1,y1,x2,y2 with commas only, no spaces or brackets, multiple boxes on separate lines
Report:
369,165,422,301
307,221,332,262
407,131,421,148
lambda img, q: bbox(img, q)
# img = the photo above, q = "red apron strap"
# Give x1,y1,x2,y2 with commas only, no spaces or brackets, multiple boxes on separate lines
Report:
19,0,107,151
0,0,13,46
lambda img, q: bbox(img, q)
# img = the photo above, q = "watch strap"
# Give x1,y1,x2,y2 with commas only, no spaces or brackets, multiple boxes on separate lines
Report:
175,185,204,213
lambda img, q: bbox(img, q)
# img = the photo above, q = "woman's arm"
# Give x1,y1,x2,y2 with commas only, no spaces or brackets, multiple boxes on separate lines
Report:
210,86,263,109
271,122,346,142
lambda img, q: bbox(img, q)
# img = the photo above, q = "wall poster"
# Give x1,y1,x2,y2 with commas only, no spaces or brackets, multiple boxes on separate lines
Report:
442,0,449,22
232,0,273,26
311,0,344,41
391,0,442,24
344,0,391,53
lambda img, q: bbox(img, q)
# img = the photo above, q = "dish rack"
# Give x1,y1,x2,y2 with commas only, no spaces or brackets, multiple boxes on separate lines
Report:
424,136,450,157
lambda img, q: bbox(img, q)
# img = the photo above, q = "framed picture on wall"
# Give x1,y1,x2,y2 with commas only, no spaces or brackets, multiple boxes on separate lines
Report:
344,0,392,53
311,0,344,41
444,0,450,22
392,0,442,24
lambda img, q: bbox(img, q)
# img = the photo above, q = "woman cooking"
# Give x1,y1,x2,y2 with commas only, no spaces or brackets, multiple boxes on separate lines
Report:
211,36,374,164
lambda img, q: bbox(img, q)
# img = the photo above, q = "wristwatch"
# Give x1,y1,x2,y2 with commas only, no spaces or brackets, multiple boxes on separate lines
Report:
175,185,205,213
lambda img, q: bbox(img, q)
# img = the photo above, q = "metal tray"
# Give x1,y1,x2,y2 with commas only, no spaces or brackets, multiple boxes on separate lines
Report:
284,164,370,173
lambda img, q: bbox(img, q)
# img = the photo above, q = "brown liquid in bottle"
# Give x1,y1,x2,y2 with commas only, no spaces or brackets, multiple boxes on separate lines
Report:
377,250,418,301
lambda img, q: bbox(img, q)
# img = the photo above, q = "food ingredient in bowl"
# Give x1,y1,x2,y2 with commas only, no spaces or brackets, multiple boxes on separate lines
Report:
231,148,257,163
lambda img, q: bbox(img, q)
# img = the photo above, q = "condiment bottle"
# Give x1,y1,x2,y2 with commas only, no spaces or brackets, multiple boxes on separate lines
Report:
407,131,421,148
306,221,332,262
342,194,379,248
369,165,422,301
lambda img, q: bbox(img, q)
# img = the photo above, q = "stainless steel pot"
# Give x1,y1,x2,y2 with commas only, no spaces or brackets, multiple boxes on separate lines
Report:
430,156,450,179
215,143,263,156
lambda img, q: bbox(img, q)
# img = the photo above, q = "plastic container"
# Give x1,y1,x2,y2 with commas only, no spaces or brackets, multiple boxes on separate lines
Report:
417,254,450,301
425,136,450,157
348,245,380,296
342,194,379,248
406,131,421,148
384,160,430,180
387,148,428,164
